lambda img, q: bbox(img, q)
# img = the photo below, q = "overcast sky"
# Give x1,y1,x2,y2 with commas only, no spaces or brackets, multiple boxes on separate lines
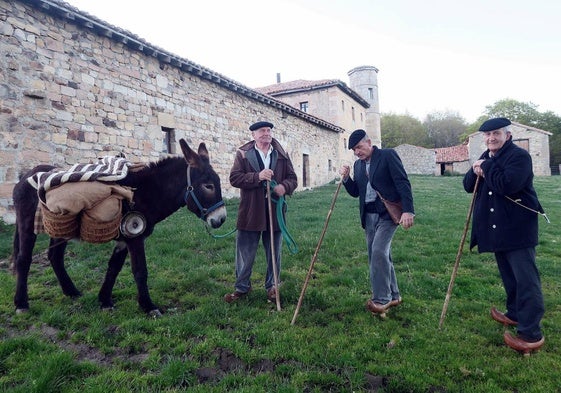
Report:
64,0,561,124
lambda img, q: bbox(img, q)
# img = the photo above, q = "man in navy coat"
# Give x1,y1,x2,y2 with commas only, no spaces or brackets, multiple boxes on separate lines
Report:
340,129,414,316
464,117,546,354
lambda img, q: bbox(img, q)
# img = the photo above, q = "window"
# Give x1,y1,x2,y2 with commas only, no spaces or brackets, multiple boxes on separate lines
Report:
368,87,374,100
513,138,530,152
300,101,309,113
351,107,355,121
162,126,175,154
341,100,345,111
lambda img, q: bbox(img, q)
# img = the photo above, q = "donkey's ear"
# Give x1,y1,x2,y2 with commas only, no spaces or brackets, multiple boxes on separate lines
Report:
197,143,209,162
179,139,199,166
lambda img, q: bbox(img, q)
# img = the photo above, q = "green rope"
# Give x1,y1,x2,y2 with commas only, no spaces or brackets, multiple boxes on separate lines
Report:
268,180,299,254
204,181,298,254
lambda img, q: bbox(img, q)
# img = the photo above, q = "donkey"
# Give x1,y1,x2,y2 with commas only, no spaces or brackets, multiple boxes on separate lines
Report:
11,139,226,316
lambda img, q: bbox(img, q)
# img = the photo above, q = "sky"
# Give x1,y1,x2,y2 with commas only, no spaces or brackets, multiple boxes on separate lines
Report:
63,0,561,124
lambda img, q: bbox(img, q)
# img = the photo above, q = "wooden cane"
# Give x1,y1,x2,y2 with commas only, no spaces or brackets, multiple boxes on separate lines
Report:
438,175,480,329
291,181,343,325
267,181,281,311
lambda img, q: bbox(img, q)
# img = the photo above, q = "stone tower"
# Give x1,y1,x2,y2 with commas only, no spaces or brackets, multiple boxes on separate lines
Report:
348,65,381,147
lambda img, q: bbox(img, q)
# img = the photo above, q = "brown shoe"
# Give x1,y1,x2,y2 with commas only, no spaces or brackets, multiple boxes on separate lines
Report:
267,287,278,303
366,299,390,314
491,307,518,326
223,291,249,303
389,297,403,308
503,331,544,355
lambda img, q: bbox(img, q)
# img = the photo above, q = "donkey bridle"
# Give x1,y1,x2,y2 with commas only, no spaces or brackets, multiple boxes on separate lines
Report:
183,164,224,221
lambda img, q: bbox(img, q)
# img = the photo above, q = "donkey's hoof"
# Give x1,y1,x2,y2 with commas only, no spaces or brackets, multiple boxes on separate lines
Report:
15,308,29,314
148,309,162,318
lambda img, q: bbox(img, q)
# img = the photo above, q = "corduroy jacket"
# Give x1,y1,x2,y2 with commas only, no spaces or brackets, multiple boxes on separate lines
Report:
229,138,298,232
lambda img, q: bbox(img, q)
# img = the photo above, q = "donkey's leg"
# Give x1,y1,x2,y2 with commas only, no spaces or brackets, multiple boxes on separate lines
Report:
98,241,128,309
127,237,160,315
13,226,36,313
48,238,81,298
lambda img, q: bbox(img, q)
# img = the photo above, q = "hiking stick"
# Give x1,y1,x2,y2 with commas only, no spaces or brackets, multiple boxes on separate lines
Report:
439,175,480,329
291,180,343,325
267,181,281,311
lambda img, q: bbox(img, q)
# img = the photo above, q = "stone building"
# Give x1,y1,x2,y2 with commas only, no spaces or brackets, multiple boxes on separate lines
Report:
435,144,470,175
256,65,381,165
0,0,352,222
467,122,552,176
394,144,437,175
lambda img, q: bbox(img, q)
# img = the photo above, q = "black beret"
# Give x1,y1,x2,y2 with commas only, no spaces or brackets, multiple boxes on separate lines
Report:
348,129,367,149
249,121,274,131
479,117,511,132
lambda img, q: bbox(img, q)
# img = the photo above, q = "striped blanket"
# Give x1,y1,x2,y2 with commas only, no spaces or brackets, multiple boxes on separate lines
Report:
27,156,130,203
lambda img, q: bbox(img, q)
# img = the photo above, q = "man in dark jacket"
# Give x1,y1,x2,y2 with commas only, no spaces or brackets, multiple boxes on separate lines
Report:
463,117,545,354
224,121,298,304
340,129,414,316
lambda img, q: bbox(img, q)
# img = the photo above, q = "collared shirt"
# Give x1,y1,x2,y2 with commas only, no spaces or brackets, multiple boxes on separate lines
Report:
364,159,377,203
257,145,273,169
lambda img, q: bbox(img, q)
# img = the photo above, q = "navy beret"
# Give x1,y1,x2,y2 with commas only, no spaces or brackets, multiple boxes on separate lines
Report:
249,121,274,131
479,117,511,132
348,129,367,149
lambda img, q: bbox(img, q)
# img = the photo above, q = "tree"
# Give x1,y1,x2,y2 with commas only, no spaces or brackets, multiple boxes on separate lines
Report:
423,110,467,148
380,113,429,148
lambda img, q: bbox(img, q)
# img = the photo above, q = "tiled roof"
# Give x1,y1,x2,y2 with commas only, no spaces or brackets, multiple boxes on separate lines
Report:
435,144,469,163
255,79,370,108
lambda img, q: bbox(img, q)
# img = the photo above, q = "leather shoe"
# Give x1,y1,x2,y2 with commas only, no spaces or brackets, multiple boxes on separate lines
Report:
503,331,544,355
491,307,518,326
223,290,249,303
366,299,390,314
267,287,278,303
389,296,402,308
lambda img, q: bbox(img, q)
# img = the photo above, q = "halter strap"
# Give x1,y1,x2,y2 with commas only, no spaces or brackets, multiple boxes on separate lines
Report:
183,164,224,221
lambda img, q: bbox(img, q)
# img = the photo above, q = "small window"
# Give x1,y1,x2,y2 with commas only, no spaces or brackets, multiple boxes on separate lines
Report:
162,126,175,154
368,87,374,100
300,101,309,113
341,100,345,111
351,107,355,121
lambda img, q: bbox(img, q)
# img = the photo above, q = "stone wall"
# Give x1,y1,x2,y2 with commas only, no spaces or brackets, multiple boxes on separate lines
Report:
0,0,341,223
394,144,437,175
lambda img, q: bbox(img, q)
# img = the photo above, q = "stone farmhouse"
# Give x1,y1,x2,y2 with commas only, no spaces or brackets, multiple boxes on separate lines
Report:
255,65,382,165
0,0,383,223
467,122,552,176
435,144,470,175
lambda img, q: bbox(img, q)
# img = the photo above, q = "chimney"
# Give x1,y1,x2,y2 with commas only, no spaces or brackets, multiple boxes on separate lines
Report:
276,73,281,83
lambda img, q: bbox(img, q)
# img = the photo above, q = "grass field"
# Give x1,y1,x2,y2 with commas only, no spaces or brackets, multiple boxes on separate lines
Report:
0,175,560,392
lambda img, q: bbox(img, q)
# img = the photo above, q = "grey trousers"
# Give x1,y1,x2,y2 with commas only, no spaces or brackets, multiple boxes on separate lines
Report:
233,229,282,293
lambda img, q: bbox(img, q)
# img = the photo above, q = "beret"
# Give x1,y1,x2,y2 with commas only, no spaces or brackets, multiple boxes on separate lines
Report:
479,117,511,132
348,129,367,149
249,121,274,131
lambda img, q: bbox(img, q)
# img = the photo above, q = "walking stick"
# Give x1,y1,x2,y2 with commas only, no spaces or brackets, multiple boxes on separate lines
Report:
438,175,480,329
267,181,281,311
291,181,343,325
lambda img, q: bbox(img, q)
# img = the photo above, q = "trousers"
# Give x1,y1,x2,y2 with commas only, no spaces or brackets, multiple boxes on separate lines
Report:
234,229,282,293
365,212,399,304
495,247,544,340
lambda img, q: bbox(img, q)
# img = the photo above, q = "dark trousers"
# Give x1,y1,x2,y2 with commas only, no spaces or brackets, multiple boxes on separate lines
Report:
495,247,544,340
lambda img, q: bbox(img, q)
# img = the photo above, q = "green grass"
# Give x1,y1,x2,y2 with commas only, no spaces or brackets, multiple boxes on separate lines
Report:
0,175,560,392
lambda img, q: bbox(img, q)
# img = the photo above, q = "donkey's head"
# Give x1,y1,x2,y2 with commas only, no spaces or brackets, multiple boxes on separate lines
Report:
180,139,227,229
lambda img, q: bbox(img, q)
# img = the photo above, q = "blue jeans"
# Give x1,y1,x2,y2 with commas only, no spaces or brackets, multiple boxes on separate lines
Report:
365,213,399,304
495,248,544,340
233,229,282,293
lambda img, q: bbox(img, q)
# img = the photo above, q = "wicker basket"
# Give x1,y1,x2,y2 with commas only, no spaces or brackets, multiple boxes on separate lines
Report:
80,211,121,243
40,203,79,239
